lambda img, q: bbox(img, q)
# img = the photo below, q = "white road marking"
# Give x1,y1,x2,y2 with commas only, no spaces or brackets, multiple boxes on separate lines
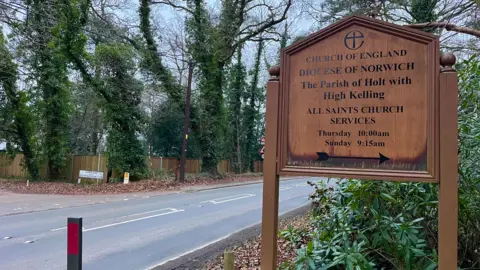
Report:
24,240,34,244
83,208,184,232
279,186,292,191
125,208,179,218
3,236,12,239
50,227,67,232
201,194,255,204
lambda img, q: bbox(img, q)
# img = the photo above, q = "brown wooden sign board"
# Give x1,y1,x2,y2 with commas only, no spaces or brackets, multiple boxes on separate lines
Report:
277,16,439,182
260,15,458,270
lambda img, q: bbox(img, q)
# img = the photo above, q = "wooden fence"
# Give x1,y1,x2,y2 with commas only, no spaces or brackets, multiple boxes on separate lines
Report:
0,154,50,179
0,154,263,182
149,157,201,174
0,154,28,178
69,155,109,183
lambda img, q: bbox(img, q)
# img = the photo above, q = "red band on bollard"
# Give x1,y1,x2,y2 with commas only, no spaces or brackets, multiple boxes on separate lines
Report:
67,223,79,255
67,217,82,270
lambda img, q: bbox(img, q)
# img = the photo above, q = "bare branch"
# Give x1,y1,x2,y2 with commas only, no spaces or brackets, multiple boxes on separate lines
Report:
407,22,480,38
89,3,142,50
150,0,193,15
437,1,475,22
249,36,280,42
237,0,292,45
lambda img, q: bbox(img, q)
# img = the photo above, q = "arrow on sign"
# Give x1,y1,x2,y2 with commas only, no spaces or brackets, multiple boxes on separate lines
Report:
316,152,390,165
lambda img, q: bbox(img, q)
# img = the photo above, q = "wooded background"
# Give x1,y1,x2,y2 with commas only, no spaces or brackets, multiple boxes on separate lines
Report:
0,0,478,181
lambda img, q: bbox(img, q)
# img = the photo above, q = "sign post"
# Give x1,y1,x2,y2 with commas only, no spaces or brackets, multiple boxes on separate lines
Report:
260,15,458,269
260,66,281,270
438,53,458,269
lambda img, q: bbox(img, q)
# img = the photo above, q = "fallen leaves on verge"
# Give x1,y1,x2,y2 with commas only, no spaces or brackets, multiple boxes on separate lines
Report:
203,213,311,270
0,173,263,195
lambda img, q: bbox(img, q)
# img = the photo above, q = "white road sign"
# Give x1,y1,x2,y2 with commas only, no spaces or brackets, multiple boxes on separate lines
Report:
79,170,104,180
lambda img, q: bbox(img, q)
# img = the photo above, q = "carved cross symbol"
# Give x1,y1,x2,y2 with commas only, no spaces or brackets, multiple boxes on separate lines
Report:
344,30,365,50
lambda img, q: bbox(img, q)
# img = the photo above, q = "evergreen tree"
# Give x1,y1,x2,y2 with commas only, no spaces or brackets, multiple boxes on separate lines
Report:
0,29,40,180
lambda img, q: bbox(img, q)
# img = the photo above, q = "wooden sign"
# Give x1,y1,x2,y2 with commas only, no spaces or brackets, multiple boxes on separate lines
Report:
277,15,439,182
260,15,458,270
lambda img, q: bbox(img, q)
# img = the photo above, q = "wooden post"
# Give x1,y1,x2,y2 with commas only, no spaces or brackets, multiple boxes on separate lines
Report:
438,52,458,270
224,251,234,270
260,66,280,269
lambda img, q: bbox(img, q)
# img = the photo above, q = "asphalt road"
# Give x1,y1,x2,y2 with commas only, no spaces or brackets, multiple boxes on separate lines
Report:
0,177,326,270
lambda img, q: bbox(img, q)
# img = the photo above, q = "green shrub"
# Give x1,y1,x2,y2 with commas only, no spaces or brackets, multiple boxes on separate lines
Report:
280,180,438,270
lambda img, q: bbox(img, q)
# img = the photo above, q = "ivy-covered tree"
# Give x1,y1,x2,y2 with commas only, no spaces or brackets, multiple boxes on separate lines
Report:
24,0,72,179
184,0,225,175
57,0,147,178
95,43,148,178
138,0,184,106
0,29,40,180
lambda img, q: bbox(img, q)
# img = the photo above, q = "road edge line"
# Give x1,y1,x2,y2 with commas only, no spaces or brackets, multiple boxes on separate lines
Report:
147,203,312,270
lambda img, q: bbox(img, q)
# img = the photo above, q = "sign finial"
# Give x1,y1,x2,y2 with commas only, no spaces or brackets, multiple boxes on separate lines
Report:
440,53,456,73
268,66,280,81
